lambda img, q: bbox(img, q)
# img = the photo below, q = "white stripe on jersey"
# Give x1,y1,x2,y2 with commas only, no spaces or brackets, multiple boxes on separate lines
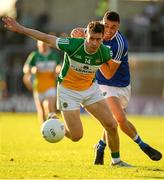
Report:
58,38,69,44
115,33,124,61
116,33,124,60
56,38,70,50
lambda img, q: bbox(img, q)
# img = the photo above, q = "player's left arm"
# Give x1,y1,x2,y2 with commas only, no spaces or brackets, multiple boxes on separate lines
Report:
99,60,120,79
70,27,85,38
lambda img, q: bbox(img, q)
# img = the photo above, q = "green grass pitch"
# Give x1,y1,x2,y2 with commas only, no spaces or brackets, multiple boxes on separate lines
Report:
0,112,164,179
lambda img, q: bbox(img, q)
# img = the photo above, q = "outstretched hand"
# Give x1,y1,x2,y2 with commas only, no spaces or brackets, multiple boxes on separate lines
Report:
2,16,24,33
70,27,85,38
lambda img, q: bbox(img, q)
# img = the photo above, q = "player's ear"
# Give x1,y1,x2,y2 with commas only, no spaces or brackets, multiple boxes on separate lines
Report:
70,29,75,38
84,32,87,38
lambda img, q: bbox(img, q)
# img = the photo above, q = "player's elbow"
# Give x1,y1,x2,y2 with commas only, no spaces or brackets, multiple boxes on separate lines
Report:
104,74,113,79
101,71,113,79
44,34,56,48
70,131,83,142
71,134,83,142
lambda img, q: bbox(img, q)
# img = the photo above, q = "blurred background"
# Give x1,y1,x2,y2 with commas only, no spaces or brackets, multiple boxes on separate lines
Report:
0,0,164,115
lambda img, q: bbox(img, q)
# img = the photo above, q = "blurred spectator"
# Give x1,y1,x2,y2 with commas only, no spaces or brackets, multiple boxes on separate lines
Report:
144,1,160,19
59,32,69,38
129,2,164,51
0,18,7,49
159,6,164,26
132,12,150,50
95,0,109,19
0,68,7,99
35,12,50,32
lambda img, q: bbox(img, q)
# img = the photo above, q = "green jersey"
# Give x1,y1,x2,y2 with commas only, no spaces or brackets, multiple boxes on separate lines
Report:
25,50,61,92
56,38,112,91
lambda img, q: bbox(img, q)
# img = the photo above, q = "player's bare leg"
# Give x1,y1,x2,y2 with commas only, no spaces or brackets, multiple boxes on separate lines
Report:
108,97,137,138
61,109,83,141
95,96,162,163
33,94,46,124
43,96,57,120
22,74,33,91
47,96,57,113
85,99,131,166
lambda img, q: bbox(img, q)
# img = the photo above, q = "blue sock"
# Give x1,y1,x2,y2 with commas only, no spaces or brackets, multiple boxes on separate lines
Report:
133,135,148,148
97,139,106,152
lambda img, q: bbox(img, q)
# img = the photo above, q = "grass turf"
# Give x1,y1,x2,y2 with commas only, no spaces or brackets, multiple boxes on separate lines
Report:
0,112,164,179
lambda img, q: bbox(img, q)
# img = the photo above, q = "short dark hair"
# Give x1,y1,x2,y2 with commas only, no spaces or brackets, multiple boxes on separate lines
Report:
87,21,105,35
103,11,120,22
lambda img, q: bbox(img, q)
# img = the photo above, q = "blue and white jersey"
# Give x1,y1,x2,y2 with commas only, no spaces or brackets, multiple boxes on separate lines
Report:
96,31,130,87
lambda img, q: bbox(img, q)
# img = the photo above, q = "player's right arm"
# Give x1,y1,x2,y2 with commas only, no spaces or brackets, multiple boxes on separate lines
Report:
22,52,36,91
23,65,33,91
100,33,127,79
2,16,57,48
99,44,121,79
99,60,120,79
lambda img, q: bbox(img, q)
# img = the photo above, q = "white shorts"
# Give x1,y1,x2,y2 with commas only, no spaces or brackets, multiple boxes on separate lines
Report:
57,83,105,111
34,88,57,102
98,84,131,109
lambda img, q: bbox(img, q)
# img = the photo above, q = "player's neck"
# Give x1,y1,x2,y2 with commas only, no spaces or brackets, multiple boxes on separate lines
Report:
84,40,97,54
39,49,51,56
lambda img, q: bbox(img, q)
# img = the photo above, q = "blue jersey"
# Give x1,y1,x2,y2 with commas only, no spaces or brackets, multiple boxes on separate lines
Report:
96,31,130,87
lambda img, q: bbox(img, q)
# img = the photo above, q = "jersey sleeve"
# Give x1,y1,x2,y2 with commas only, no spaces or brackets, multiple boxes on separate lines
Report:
56,38,84,56
56,38,73,54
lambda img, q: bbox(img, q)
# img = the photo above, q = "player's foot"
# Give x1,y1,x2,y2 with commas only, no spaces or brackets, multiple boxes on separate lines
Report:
140,145,162,161
111,161,133,167
47,112,58,120
94,144,104,165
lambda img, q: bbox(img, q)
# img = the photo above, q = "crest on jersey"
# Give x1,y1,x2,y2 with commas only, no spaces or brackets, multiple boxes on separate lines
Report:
95,59,101,64
63,102,68,108
103,92,107,96
83,65,89,70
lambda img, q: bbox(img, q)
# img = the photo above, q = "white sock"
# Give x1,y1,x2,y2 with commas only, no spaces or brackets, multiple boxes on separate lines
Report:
133,134,138,141
112,157,121,164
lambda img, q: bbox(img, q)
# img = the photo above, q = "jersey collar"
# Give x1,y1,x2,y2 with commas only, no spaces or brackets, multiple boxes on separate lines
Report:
111,31,118,40
104,31,118,41
84,39,98,55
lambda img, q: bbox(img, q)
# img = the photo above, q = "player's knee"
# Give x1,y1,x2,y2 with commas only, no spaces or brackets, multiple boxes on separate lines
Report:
70,133,83,142
105,120,118,132
116,114,127,124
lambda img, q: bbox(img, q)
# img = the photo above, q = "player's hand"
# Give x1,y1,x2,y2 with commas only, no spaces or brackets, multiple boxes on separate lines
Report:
2,16,24,33
70,28,85,38
31,66,37,74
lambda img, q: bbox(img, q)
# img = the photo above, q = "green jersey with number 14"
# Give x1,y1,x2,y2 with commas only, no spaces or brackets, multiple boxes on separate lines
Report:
56,38,112,91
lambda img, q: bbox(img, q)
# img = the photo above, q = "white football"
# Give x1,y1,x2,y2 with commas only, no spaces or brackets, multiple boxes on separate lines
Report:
41,118,65,143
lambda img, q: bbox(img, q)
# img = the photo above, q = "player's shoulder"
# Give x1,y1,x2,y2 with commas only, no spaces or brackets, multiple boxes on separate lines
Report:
27,50,38,59
109,31,128,52
58,37,84,44
100,43,112,58
69,37,84,45
49,50,61,60
115,31,128,46
49,49,58,55
29,50,38,56
57,37,84,51
100,43,111,52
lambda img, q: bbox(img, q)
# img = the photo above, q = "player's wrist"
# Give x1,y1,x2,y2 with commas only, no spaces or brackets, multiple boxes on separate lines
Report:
18,25,26,34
